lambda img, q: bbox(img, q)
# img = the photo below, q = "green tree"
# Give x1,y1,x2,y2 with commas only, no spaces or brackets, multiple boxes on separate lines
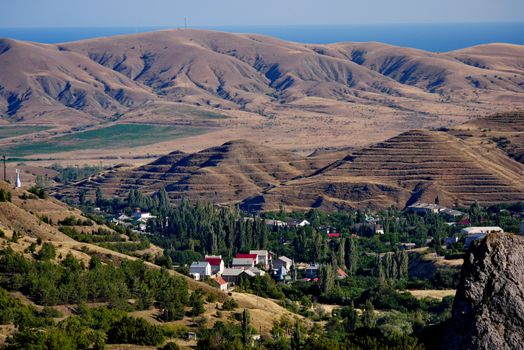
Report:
291,320,303,350
241,309,251,346
361,300,376,329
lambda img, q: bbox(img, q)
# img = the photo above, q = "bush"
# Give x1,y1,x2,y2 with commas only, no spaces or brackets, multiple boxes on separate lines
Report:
36,242,56,261
222,298,238,311
107,316,165,345
0,189,11,202
28,186,46,199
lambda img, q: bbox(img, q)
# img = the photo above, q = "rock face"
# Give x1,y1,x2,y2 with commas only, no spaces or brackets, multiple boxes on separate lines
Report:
445,233,524,350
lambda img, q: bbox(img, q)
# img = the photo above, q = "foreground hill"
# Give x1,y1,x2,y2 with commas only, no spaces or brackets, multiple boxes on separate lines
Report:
55,113,524,210
2,30,524,157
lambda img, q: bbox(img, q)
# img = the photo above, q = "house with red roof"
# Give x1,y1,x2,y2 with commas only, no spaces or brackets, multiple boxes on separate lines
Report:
235,253,259,265
213,276,228,292
205,255,225,275
327,232,341,238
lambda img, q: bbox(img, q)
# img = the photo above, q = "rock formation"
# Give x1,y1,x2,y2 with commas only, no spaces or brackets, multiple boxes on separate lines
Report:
445,233,524,350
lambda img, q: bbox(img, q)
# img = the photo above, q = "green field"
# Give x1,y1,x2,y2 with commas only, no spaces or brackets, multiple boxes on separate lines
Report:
4,124,209,156
0,125,51,140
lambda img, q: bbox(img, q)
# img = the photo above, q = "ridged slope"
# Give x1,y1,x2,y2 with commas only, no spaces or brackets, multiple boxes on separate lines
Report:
243,129,524,211
67,140,318,204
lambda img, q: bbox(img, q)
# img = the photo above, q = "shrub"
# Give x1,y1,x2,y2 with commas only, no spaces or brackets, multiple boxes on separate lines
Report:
0,189,11,202
107,316,165,345
222,298,238,311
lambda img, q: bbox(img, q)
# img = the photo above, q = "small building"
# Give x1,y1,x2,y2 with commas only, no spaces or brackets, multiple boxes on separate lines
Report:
327,232,341,238
275,266,288,281
287,219,310,228
205,255,225,275
265,219,288,229
305,264,320,279
440,208,465,221
189,261,211,280
213,276,228,292
232,258,255,269
407,203,441,214
461,226,504,235
445,236,459,246
272,256,293,271
249,250,271,268
248,266,265,277
400,242,417,250
236,253,259,265
374,224,385,235
221,268,245,284
336,268,349,279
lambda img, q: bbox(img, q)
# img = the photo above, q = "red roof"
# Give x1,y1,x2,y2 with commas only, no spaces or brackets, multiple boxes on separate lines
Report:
327,233,341,238
236,253,257,260
214,276,227,286
205,257,223,266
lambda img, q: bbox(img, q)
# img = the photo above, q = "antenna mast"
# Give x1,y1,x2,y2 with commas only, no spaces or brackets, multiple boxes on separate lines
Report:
2,154,5,182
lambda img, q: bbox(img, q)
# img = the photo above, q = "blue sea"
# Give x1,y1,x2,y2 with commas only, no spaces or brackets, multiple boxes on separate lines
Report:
1,23,523,52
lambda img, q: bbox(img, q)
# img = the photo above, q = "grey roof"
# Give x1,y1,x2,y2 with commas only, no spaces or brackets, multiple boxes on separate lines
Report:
276,256,292,264
232,258,255,265
249,250,268,255
306,263,320,270
222,268,245,277
240,270,256,277
190,261,210,268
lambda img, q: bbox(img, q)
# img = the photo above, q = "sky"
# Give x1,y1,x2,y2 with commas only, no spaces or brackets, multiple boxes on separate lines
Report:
1,0,524,27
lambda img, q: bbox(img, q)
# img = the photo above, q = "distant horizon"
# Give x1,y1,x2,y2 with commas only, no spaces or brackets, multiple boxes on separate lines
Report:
1,22,524,52
2,20,524,30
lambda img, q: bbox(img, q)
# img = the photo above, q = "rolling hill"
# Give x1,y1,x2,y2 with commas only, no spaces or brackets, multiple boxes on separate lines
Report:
1,29,524,158
57,139,320,204
54,112,524,211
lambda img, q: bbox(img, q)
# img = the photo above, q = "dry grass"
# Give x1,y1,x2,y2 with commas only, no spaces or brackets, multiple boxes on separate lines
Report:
407,289,456,300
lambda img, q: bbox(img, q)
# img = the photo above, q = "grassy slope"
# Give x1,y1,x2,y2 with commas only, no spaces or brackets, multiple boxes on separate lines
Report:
4,124,209,156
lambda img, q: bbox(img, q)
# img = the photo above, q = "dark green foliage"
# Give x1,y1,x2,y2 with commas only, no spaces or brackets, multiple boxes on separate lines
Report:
36,242,56,261
28,186,47,199
50,164,104,185
0,188,11,202
159,302,185,322
222,298,239,311
0,248,188,308
107,316,165,345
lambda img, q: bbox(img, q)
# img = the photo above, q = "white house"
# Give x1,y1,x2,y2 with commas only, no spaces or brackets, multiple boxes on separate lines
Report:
461,226,504,235
213,276,228,291
249,250,271,268
205,255,225,275
189,261,211,280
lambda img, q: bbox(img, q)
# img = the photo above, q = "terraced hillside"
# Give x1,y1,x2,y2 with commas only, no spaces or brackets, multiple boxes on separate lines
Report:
451,111,524,164
59,139,319,204
242,129,524,211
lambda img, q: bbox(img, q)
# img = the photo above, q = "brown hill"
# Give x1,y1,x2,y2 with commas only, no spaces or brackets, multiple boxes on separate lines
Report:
242,129,524,211
451,111,524,164
0,38,155,126
59,139,319,204
55,115,524,211
2,30,524,157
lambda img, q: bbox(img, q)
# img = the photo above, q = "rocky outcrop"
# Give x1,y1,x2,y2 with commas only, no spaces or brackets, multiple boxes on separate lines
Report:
445,233,524,350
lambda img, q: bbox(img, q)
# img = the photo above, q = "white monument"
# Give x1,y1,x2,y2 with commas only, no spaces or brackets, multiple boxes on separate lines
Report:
15,169,21,188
